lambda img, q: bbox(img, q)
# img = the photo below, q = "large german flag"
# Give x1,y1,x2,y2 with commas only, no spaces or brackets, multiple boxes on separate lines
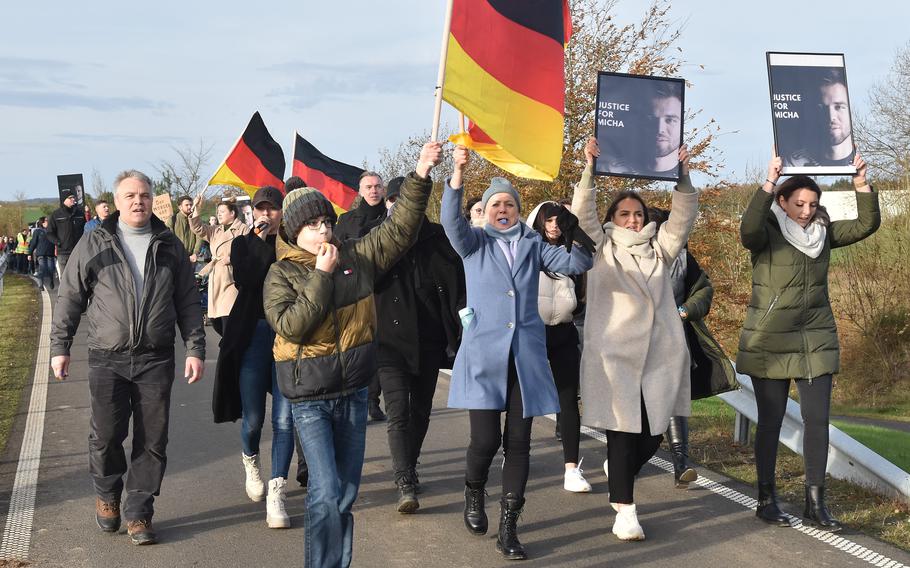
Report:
292,132,363,214
208,112,286,196
443,0,571,181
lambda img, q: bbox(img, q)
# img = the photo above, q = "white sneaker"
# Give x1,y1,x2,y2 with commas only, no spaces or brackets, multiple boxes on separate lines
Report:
611,503,645,541
564,458,592,493
266,477,290,528
242,453,266,502
603,457,609,482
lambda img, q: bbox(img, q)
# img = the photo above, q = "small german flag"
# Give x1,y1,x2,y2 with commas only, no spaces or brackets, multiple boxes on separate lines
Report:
443,0,572,181
208,112,286,196
292,132,363,214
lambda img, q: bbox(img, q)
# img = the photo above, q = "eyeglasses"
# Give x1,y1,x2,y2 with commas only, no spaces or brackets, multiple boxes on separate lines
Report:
304,218,334,230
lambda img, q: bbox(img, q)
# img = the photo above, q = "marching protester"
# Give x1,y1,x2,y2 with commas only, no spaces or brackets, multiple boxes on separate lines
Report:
737,153,879,531
83,199,111,235
442,145,594,560
46,189,86,277
50,169,205,546
573,136,698,541
189,195,250,335
374,175,465,514
14,227,31,273
334,171,389,422
649,207,737,489
263,142,442,568
212,185,294,528
525,200,592,493
168,196,203,263
27,216,56,291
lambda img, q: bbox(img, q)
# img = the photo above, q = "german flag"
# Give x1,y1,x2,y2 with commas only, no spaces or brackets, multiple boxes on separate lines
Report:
292,132,363,214
208,112,286,196
443,0,572,181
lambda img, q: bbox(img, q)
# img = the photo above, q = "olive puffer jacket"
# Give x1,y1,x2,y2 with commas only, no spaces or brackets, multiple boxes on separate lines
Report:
263,172,431,402
736,188,880,380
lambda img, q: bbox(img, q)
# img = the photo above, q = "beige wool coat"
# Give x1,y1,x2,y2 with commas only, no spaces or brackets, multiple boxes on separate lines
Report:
189,216,250,318
572,165,699,435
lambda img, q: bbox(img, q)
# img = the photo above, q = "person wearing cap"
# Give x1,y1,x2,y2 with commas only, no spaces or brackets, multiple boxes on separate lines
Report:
211,185,294,529
46,189,87,277
441,145,594,561
374,176,466,514
335,170,389,422
263,142,442,568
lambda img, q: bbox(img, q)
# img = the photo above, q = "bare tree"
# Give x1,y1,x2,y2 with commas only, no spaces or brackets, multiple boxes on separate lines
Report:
855,41,910,190
156,139,215,199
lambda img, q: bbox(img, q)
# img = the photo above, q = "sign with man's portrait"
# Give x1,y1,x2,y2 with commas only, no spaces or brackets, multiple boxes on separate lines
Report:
56,173,85,208
767,52,856,176
593,72,685,182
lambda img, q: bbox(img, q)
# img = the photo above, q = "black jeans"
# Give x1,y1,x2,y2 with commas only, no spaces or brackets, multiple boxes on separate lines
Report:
605,396,663,504
465,354,533,499
753,375,833,486
379,353,441,481
547,323,581,464
368,373,382,407
88,349,175,521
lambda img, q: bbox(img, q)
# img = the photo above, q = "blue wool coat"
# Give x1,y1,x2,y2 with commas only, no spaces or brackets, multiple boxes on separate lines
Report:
441,184,593,417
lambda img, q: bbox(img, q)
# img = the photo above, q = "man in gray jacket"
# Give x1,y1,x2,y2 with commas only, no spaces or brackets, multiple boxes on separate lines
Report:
50,170,205,546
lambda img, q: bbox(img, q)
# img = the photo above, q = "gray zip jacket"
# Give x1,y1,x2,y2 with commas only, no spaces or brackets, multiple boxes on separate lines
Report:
50,212,205,359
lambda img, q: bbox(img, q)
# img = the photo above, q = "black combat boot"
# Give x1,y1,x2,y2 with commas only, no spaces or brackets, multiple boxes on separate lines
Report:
667,416,698,488
756,482,790,526
396,480,419,514
463,480,488,535
803,485,843,532
495,493,527,560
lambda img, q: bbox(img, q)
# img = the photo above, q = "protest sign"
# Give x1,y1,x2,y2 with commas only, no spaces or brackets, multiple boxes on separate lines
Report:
767,52,856,175
594,72,685,182
56,173,85,208
152,194,174,223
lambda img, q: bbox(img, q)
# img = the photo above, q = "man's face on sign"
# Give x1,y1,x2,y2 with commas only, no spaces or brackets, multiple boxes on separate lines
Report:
820,82,851,145
359,175,385,206
648,95,682,159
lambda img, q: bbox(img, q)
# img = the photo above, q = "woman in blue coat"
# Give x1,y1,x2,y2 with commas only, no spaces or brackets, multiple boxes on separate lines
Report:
441,145,593,561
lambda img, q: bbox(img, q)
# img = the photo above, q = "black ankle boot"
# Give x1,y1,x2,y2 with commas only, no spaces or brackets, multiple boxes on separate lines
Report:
496,493,527,560
667,416,697,488
396,481,419,514
756,482,790,526
803,485,842,532
407,466,422,494
464,481,488,535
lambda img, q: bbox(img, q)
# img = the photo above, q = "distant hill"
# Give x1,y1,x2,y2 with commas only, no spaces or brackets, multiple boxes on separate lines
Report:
0,197,58,206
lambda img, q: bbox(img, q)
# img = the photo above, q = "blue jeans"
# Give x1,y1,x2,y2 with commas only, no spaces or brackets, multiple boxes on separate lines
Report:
36,256,55,288
292,387,368,568
239,319,293,479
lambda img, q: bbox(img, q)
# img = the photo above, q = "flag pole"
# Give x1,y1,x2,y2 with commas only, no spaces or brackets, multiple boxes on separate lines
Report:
431,0,455,142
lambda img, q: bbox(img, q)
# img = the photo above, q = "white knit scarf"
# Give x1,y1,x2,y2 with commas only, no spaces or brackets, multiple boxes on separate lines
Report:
604,221,658,276
770,200,826,259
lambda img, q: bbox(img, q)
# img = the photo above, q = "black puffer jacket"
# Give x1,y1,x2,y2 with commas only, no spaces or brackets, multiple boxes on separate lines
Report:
46,205,86,255
28,227,55,257
50,212,205,358
334,198,386,241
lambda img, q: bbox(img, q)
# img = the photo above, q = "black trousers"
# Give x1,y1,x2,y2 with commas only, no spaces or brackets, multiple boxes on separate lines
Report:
547,324,581,464
88,349,175,521
605,396,663,504
753,374,833,486
465,354,533,499
379,353,441,481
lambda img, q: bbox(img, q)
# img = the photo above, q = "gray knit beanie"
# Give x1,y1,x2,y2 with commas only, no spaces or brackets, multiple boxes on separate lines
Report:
282,187,337,238
481,177,521,212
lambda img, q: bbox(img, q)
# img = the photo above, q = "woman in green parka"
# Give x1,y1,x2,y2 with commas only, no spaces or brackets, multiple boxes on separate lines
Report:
737,152,879,532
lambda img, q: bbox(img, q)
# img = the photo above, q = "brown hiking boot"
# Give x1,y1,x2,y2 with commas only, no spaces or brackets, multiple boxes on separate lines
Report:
126,519,158,545
95,497,121,533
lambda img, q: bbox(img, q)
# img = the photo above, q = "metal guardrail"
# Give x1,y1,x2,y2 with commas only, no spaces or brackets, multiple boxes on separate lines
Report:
719,370,910,503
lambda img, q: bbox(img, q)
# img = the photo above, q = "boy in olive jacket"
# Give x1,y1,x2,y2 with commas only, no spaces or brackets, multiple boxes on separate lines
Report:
263,143,442,568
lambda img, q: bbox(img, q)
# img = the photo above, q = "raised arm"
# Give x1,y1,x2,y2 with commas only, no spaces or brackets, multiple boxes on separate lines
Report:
740,155,781,252
189,195,218,240
570,137,605,251
656,146,699,261
829,153,881,249
441,145,482,258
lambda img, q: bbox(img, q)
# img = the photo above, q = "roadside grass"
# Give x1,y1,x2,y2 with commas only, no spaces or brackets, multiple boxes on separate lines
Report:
830,421,910,474
0,274,39,455
686,398,910,552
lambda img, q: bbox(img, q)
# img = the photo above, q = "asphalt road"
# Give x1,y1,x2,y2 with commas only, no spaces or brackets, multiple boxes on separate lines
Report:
0,295,907,567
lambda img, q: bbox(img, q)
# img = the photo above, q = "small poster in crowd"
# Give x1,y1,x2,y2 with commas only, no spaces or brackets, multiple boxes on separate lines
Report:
56,173,85,208
152,194,174,223
593,72,685,182
767,52,856,175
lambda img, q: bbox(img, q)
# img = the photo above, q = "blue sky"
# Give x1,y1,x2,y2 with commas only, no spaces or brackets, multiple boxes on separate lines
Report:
1,0,906,200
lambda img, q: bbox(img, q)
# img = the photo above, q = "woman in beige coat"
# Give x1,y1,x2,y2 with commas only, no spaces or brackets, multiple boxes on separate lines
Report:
572,137,698,542
190,196,250,334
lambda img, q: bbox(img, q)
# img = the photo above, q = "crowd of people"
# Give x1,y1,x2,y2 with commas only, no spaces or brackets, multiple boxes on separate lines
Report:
24,135,879,566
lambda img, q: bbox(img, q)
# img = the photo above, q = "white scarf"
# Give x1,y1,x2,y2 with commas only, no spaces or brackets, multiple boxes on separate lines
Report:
770,200,826,259
604,221,659,277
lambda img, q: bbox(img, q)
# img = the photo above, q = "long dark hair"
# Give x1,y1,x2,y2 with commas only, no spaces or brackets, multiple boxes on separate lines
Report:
604,190,650,226
776,176,829,226
533,201,566,280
